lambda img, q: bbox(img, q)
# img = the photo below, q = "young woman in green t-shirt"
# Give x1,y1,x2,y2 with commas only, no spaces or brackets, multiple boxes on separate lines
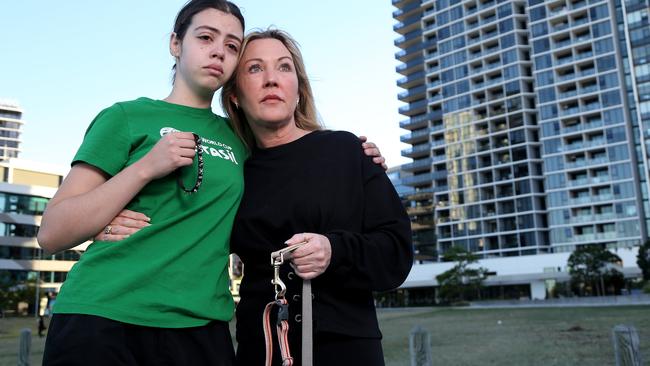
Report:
38,1,247,364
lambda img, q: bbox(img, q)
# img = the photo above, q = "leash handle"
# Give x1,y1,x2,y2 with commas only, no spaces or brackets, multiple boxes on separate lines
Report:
270,241,308,300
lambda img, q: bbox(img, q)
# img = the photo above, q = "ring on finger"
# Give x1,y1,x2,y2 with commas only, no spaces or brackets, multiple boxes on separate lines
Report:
104,225,113,235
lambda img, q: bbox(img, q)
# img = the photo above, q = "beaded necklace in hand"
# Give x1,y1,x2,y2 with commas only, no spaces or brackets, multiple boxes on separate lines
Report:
177,133,204,194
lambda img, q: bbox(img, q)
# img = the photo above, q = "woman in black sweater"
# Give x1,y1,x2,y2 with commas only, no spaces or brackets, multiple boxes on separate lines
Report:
221,29,413,366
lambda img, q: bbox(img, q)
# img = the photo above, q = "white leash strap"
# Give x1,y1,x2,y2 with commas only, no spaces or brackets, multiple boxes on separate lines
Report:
268,242,313,366
302,279,313,366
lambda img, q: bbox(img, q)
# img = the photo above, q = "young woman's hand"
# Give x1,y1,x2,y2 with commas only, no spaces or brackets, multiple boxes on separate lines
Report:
358,135,387,170
94,209,150,242
136,132,198,180
284,233,332,280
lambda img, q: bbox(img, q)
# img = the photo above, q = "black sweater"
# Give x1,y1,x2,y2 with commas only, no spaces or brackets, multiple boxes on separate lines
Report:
231,130,413,343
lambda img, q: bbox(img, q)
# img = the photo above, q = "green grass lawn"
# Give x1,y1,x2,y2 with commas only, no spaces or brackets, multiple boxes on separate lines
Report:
1,306,648,365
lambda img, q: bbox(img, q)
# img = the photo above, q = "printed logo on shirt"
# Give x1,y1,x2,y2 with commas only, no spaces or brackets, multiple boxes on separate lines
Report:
160,127,239,165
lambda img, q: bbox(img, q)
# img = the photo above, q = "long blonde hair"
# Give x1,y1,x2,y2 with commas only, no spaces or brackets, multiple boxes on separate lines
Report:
220,28,323,149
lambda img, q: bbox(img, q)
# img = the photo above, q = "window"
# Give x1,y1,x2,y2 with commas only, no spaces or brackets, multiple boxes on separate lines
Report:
597,55,616,72
498,3,512,18
608,144,630,161
502,49,518,64
439,26,451,40
601,90,621,107
603,108,624,125
505,80,521,95
544,156,564,172
531,22,548,37
541,120,560,137
535,54,553,69
455,65,468,79
591,21,612,38
598,72,619,90
543,138,562,154
533,38,550,53
606,126,626,144
530,6,546,21
630,27,650,44
548,191,568,208
589,4,609,21
611,163,632,180
499,19,514,33
594,38,614,54
540,104,558,120
504,65,519,79
536,70,554,86
538,86,556,103
456,80,469,94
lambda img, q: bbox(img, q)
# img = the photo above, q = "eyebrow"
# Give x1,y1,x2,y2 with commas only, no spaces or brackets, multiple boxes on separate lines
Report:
194,25,242,43
244,56,293,64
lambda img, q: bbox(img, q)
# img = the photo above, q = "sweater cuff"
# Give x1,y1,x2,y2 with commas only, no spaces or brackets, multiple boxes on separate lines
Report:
324,232,346,278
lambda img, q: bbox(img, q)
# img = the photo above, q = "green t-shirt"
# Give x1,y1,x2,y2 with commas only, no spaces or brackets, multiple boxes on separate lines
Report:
53,97,247,327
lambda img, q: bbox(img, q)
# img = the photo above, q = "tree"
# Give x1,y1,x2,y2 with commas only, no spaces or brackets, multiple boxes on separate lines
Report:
637,240,650,281
568,245,623,296
436,247,488,304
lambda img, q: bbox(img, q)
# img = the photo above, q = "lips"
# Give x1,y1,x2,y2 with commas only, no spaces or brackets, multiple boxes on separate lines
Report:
261,94,283,102
205,64,224,76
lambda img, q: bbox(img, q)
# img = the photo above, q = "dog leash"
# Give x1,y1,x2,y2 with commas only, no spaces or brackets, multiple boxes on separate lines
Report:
264,241,313,366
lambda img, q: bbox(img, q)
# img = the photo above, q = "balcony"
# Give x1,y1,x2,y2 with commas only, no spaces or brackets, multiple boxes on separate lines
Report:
399,110,443,129
394,14,421,33
403,172,435,186
395,28,423,47
400,126,433,143
399,99,428,116
398,84,427,102
402,143,432,158
407,204,434,215
393,0,422,19
402,157,433,171
396,56,424,75
397,70,425,88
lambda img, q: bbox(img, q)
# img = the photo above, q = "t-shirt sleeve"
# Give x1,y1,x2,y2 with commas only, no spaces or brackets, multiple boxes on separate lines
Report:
72,103,131,176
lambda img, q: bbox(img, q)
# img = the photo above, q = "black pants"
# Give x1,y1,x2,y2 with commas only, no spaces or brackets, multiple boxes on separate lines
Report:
43,314,236,366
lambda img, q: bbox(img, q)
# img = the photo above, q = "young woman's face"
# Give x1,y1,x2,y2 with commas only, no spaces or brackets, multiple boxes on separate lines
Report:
234,38,300,127
171,9,243,94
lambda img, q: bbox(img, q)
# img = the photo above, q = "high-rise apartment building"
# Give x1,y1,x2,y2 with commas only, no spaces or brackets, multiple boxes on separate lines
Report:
0,99,24,160
394,0,646,296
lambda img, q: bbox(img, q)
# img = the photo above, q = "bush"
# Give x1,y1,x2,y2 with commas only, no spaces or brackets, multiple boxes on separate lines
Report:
643,281,650,294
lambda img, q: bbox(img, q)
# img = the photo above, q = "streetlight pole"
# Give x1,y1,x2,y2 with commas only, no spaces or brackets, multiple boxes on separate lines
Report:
34,271,40,319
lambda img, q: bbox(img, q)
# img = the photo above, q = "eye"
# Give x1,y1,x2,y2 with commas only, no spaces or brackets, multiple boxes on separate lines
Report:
247,64,262,73
198,35,212,42
226,43,239,53
279,63,293,72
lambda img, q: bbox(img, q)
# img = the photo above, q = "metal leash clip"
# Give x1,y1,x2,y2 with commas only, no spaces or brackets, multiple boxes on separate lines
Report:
270,241,308,300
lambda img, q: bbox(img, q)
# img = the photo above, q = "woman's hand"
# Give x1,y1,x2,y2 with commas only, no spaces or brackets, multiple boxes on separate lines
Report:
135,132,197,180
95,209,150,242
358,135,387,170
285,233,332,280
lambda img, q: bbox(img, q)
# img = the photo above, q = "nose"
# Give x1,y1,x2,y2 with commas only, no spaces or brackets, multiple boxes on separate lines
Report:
263,69,278,88
210,44,225,61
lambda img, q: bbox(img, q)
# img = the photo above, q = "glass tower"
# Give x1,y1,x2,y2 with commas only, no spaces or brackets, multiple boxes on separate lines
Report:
393,0,649,261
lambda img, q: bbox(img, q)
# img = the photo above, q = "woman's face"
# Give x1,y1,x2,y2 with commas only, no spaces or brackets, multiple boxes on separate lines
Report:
171,9,243,94
234,38,300,127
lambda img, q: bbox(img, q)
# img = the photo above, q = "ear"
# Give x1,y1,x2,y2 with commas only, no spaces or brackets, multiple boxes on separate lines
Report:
230,95,239,107
169,32,181,58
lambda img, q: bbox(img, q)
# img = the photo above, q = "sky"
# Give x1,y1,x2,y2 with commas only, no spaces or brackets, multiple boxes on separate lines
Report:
0,0,410,169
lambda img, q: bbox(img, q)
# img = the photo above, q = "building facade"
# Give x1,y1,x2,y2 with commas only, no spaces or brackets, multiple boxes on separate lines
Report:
0,159,77,294
0,100,24,160
393,0,647,297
